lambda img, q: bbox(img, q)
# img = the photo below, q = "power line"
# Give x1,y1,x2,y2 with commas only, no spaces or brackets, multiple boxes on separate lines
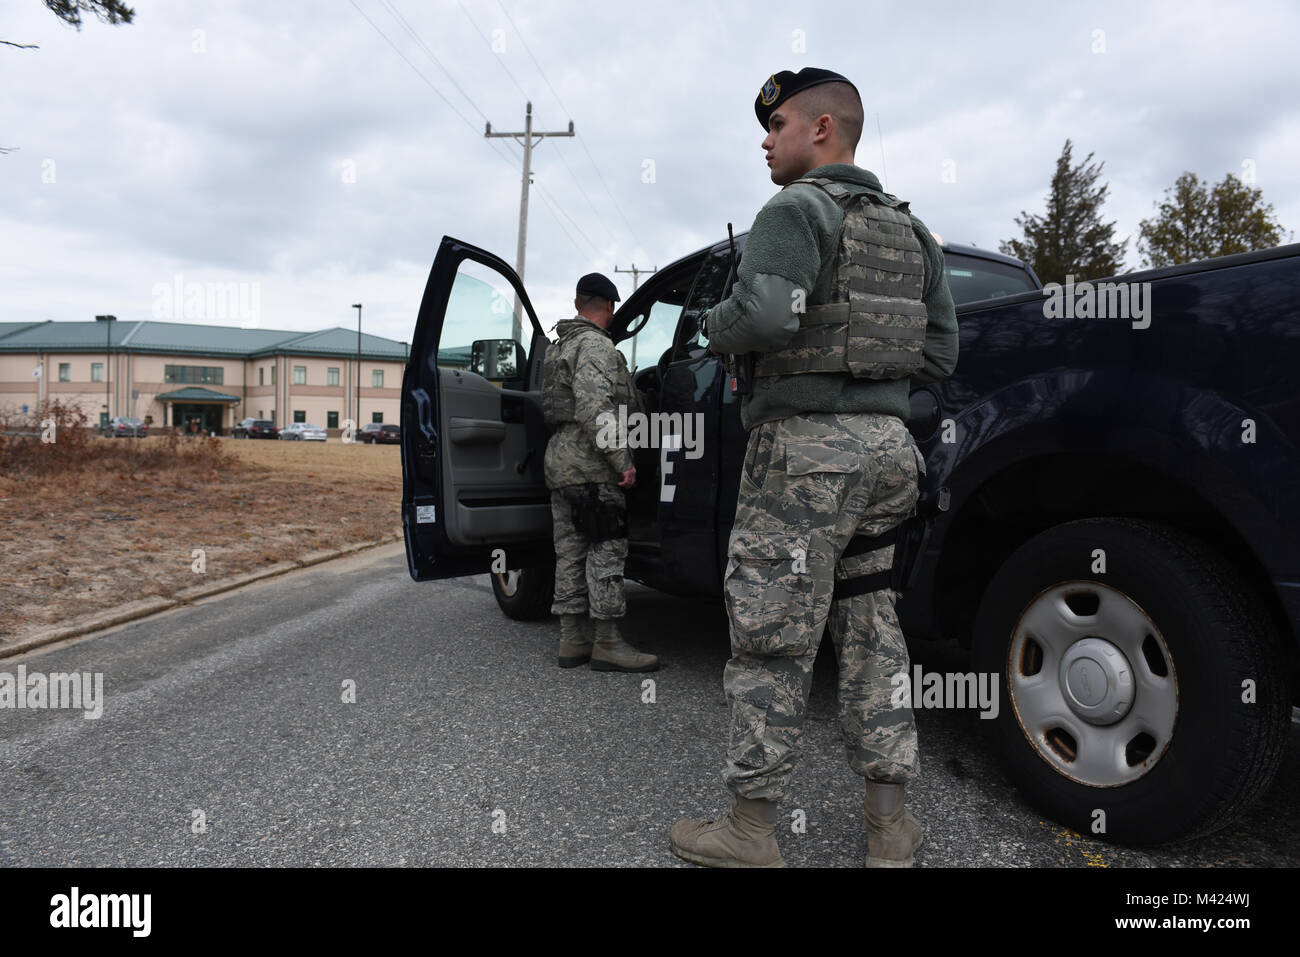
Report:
495,0,569,121
496,0,645,252
456,0,530,102
347,0,482,138
535,182,601,258
535,183,600,259
345,0,588,265
379,0,488,124
453,0,617,249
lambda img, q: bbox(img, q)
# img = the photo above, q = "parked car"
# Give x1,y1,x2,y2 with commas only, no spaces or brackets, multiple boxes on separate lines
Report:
280,423,327,441
103,416,147,438
357,423,400,444
233,418,279,439
403,233,1300,846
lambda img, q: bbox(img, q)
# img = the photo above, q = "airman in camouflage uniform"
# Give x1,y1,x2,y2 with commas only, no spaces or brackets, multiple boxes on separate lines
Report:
542,273,659,673
670,69,958,867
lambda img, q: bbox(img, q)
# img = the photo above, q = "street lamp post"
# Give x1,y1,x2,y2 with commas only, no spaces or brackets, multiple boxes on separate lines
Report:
95,314,116,431
353,304,362,427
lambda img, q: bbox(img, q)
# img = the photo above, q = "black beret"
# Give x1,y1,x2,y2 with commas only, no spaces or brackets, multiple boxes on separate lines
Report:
755,67,858,130
575,272,620,302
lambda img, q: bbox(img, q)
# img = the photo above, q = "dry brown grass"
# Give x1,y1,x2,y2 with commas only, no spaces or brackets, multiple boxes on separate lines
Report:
0,412,402,643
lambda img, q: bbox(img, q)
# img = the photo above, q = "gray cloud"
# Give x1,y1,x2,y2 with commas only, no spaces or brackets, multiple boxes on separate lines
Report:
2,0,1296,347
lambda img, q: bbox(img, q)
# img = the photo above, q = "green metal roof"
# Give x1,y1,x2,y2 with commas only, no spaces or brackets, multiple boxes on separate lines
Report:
0,321,47,342
247,328,409,360
0,320,410,360
156,387,242,403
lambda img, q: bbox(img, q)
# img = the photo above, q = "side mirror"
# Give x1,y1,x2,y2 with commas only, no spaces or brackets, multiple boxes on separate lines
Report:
470,338,526,382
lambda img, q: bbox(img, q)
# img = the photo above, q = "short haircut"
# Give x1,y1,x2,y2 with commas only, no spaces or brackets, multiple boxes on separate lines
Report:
575,293,604,311
792,81,863,152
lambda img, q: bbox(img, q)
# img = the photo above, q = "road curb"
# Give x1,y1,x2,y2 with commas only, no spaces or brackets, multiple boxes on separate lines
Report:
0,535,403,659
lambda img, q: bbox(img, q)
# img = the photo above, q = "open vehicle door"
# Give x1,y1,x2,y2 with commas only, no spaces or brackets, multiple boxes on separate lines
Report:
401,237,553,581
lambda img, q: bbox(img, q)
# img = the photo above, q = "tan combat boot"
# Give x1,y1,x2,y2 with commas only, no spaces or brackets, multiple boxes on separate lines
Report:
557,613,592,669
589,619,659,672
864,781,923,867
670,795,785,868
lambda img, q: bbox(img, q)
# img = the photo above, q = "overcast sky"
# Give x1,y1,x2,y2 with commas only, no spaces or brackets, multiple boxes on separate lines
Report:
2,0,1297,351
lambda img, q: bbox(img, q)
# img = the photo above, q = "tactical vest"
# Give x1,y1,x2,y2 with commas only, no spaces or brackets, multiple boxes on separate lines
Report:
754,177,928,381
541,336,573,429
541,322,634,430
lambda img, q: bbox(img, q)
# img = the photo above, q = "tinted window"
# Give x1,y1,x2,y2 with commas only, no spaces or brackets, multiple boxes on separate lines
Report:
613,257,703,371
682,247,733,351
944,253,1037,304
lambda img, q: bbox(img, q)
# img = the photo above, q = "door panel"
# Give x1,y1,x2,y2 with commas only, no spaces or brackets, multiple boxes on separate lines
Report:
402,237,552,582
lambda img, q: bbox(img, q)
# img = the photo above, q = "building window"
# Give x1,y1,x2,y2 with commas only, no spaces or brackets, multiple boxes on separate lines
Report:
327,367,339,387
327,411,338,429
293,366,306,385
164,365,224,385
294,410,306,423
372,369,384,388
270,365,277,385
91,362,104,382
258,368,264,386
258,410,263,418
58,363,70,382
372,411,383,423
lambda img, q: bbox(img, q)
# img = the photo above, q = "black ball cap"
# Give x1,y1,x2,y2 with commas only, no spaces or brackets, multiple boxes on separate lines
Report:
755,67,858,130
576,272,620,302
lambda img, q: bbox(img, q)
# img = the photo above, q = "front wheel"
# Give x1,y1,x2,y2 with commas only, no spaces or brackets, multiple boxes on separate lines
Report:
490,565,555,621
972,518,1291,845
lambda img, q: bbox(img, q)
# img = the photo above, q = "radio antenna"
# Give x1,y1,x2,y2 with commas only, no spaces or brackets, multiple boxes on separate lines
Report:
875,112,889,191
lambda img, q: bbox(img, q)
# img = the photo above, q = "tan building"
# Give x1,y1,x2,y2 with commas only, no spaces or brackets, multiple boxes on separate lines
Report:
0,319,427,435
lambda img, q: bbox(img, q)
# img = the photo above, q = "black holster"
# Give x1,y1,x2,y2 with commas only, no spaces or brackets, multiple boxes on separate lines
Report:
833,486,949,600
561,483,627,543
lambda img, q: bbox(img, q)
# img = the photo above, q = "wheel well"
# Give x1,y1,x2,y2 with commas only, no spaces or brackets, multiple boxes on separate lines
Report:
935,454,1296,664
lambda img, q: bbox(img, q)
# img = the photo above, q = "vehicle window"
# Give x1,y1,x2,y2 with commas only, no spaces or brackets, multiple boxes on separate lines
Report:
613,257,702,372
681,247,732,351
443,260,534,378
944,253,1038,304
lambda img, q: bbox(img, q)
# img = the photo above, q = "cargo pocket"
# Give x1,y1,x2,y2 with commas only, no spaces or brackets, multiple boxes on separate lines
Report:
724,529,815,657
727,681,774,770
784,442,861,478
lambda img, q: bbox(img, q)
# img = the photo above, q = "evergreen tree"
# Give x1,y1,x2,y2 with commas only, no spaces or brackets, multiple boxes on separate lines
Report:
1000,139,1128,284
1137,171,1288,267
44,1,134,29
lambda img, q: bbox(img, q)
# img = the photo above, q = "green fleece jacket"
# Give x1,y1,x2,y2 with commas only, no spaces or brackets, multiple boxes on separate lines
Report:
707,163,958,429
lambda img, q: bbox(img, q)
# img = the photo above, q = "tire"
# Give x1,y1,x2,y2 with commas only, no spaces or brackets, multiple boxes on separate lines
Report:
490,565,555,621
971,518,1291,846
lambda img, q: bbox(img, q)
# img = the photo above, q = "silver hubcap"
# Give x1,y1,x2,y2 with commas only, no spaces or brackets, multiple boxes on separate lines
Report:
1008,582,1177,787
497,570,520,597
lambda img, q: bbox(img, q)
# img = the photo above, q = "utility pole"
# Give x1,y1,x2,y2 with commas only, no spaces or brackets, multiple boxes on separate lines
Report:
353,304,363,428
614,264,657,370
95,314,116,431
486,102,574,344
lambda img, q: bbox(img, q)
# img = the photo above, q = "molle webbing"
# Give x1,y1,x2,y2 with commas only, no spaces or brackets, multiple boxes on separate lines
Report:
541,339,574,427
754,177,927,381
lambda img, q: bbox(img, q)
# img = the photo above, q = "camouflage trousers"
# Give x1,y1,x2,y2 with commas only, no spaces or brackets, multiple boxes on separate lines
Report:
722,411,922,801
549,484,628,620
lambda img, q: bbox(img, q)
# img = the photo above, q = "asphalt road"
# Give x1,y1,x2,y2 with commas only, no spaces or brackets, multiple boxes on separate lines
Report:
1,543,1296,868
